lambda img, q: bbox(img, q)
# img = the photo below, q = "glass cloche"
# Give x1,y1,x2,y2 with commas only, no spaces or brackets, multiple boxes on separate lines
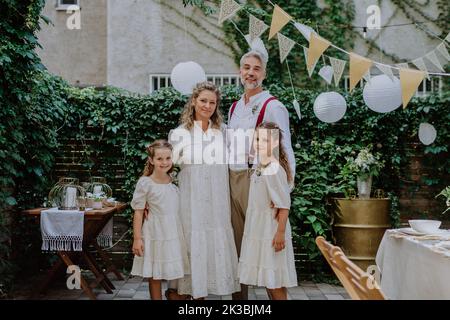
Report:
84,176,113,198
48,177,85,210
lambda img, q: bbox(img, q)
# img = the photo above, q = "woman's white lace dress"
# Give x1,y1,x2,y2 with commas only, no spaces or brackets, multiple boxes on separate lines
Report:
169,122,240,298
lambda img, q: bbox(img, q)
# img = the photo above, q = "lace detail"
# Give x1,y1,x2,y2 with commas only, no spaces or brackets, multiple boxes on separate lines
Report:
249,14,269,42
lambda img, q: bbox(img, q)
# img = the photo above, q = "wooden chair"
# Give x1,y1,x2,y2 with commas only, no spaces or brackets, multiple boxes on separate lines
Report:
315,236,385,300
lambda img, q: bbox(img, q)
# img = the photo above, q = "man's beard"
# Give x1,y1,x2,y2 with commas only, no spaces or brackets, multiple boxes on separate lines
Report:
241,77,263,90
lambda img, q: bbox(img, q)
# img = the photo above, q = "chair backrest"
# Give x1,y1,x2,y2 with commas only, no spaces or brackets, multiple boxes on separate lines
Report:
315,236,385,300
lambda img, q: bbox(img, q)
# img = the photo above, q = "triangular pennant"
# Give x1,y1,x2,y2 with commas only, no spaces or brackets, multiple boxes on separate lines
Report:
293,99,302,120
396,63,409,70
412,58,430,80
306,33,330,71
349,52,373,92
244,35,269,62
249,14,269,42
363,70,371,84
303,46,318,77
399,68,425,109
445,32,450,43
294,22,316,42
218,0,241,25
425,51,444,72
375,63,394,81
329,57,346,86
268,5,292,40
318,65,333,84
436,43,450,61
277,33,295,63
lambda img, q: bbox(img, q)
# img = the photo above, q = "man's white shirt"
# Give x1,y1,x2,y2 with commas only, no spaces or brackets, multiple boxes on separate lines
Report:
227,90,296,189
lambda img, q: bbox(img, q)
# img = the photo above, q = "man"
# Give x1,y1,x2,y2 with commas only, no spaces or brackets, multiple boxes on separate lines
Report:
228,50,296,300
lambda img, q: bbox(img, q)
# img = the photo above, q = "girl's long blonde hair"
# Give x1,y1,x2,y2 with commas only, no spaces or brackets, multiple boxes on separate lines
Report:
256,122,293,184
180,81,223,130
142,139,174,176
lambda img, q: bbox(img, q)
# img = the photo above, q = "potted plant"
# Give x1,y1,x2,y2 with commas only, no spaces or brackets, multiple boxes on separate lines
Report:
436,186,450,214
341,146,384,198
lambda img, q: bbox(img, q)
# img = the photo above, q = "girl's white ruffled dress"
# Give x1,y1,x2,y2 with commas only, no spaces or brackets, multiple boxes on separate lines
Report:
130,176,189,280
238,162,298,289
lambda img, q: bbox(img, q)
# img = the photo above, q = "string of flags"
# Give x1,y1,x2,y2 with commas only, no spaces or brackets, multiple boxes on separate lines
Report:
218,0,450,110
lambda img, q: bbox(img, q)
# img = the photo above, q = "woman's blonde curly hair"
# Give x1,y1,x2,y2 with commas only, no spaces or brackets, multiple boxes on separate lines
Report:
180,81,224,130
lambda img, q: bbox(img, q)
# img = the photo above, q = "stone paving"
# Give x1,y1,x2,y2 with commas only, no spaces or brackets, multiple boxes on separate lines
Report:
13,274,351,300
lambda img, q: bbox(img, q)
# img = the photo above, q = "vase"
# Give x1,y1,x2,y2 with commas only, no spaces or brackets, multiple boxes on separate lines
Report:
357,175,372,199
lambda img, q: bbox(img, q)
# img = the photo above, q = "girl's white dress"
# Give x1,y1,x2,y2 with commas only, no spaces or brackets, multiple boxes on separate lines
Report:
130,176,189,280
169,122,240,298
238,162,298,289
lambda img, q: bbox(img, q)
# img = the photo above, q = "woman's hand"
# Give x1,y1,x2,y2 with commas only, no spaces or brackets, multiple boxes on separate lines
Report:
272,231,286,252
132,238,144,257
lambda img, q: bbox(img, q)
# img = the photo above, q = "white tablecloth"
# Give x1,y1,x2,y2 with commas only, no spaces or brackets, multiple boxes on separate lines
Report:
376,229,450,300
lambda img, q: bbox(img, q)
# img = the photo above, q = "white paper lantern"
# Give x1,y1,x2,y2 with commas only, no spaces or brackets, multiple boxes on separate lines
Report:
313,92,347,123
170,61,207,95
363,74,402,113
418,123,437,145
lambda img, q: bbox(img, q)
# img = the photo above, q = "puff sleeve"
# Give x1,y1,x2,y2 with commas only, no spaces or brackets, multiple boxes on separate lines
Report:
130,177,151,210
263,164,291,210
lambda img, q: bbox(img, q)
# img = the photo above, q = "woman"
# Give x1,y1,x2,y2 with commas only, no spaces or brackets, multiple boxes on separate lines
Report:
167,82,240,299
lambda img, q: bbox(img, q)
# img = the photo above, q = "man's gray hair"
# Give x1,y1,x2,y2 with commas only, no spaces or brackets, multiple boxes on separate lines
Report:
239,51,267,71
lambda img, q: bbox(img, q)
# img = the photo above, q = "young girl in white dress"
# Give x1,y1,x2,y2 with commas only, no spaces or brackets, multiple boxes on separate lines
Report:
130,139,189,300
238,121,297,300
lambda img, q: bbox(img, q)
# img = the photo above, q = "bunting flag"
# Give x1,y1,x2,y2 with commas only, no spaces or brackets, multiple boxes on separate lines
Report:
436,43,450,61
446,32,450,42
277,33,295,63
363,70,371,84
349,52,373,92
249,14,269,42
306,33,330,71
395,63,409,70
412,58,430,80
425,51,444,72
218,0,241,25
268,5,292,40
329,57,346,86
303,46,318,77
399,68,425,109
294,22,316,42
375,63,394,81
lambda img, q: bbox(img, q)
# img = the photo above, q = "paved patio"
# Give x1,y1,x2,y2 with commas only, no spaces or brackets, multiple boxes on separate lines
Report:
13,274,350,300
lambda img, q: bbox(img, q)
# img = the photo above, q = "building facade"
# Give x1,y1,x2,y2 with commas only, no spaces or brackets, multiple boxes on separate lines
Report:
36,0,445,94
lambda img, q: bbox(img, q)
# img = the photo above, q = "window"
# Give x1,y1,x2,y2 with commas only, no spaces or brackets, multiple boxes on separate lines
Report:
56,0,80,11
149,74,240,93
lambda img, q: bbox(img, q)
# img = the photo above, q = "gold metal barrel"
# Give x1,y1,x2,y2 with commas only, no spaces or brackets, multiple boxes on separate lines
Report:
331,198,391,271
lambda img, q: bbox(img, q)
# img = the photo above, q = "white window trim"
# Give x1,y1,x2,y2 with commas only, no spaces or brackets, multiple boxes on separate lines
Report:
56,0,80,11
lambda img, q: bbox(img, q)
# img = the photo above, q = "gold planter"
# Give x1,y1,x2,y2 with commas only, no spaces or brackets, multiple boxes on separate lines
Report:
331,198,391,271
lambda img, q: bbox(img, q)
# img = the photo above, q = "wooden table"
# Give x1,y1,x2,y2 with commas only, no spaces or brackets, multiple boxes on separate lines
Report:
23,203,127,300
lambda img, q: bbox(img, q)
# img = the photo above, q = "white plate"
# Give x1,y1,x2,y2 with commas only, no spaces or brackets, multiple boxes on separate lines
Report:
396,227,449,236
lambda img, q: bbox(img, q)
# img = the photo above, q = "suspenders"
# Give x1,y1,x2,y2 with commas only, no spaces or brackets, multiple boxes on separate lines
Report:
229,96,277,128
229,96,278,168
